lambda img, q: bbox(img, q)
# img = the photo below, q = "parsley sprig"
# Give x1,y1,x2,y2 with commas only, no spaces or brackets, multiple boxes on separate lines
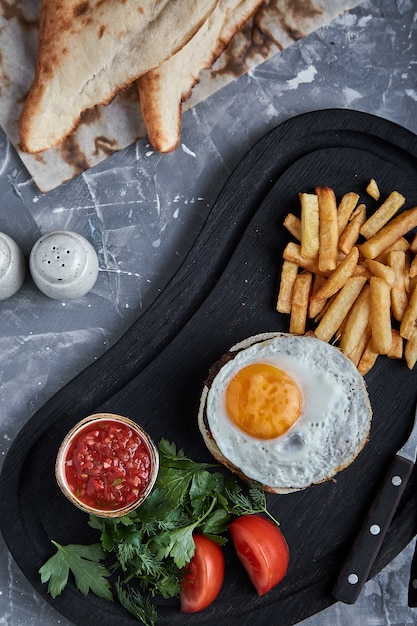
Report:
39,541,112,600
40,439,279,624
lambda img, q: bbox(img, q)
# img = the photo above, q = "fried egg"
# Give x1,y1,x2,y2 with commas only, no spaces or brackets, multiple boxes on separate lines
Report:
198,333,372,493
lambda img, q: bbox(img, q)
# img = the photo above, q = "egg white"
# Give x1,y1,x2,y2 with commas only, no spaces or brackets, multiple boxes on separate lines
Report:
203,333,371,492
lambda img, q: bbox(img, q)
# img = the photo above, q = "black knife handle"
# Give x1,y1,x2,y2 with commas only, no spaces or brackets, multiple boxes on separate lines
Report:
408,539,417,606
333,454,414,604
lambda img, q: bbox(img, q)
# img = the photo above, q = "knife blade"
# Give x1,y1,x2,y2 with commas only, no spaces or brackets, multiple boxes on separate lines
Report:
332,401,417,605
408,537,417,606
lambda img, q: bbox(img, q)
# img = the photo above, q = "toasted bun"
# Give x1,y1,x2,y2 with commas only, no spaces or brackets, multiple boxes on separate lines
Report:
19,0,218,153
137,0,263,153
198,333,372,494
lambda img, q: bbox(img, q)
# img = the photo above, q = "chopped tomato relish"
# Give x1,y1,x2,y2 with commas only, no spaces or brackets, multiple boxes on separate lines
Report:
64,419,152,511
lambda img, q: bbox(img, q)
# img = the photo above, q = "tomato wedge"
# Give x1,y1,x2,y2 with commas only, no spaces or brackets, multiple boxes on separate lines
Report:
180,534,225,613
229,515,289,595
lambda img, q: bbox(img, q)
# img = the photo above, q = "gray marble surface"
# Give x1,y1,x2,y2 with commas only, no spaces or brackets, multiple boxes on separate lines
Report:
1,0,417,624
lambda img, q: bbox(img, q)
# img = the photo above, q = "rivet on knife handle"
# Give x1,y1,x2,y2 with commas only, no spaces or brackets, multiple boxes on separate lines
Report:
332,454,414,604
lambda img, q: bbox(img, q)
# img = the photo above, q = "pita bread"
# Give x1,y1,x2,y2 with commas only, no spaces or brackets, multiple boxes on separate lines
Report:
19,0,218,153
137,0,263,153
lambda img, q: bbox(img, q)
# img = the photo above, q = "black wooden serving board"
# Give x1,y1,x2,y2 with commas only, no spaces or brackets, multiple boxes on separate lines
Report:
2,109,417,626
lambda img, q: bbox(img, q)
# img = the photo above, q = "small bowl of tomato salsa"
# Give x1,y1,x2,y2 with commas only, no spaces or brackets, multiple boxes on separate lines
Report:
56,413,159,518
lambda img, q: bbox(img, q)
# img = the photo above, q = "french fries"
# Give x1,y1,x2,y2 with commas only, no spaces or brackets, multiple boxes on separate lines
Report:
366,178,380,201
337,192,359,236
369,277,392,354
283,213,301,241
388,329,403,359
400,283,417,340
289,271,312,335
365,259,395,286
339,204,366,254
360,206,417,259
339,284,370,360
358,339,379,375
317,186,338,273
276,180,417,373
311,246,359,302
405,330,417,369
314,276,366,343
388,250,409,321
300,193,319,259
308,274,327,319
276,260,298,314
360,191,405,239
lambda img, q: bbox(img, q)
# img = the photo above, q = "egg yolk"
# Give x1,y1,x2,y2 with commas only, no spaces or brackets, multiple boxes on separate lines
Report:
225,363,302,439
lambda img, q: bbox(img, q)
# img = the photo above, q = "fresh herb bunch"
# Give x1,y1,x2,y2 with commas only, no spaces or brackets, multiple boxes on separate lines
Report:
40,438,279,625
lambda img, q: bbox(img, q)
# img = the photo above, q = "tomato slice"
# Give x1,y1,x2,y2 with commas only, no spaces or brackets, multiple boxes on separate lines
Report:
180,534,224,613
229,515,289,595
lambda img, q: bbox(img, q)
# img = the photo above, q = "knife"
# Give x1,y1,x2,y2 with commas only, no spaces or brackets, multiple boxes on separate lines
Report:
408,538,417,606
332,401,417,605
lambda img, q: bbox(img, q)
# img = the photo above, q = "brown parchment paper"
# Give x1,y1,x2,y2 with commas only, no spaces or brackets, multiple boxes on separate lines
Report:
0,0,360,192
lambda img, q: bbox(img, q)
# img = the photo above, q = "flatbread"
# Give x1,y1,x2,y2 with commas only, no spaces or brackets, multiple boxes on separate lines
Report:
20,0,218,153
0,0,362,191
137,0,263,153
